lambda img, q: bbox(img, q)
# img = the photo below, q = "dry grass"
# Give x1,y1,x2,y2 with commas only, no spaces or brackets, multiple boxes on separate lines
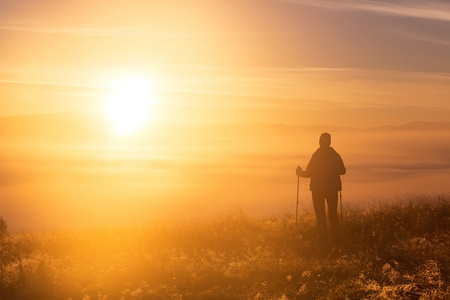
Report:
0,193,449,299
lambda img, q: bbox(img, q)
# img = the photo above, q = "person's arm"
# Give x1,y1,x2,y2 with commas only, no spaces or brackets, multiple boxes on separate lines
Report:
296,166,310,178
296,154,315,178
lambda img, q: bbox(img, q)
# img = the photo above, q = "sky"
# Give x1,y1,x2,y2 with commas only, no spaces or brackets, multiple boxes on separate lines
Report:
0,0,450,230
1,0,449,126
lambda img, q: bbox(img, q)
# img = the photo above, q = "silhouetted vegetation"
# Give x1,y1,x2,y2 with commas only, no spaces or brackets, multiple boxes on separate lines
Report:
0,194,449,299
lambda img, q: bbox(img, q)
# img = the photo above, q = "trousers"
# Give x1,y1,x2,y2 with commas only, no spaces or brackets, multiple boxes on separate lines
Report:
312,191,340,248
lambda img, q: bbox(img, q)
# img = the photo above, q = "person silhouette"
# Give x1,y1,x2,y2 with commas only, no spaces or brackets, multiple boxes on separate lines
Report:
296,132,346,253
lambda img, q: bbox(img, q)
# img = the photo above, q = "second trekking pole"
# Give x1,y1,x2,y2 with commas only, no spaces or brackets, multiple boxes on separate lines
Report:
296,175,299,227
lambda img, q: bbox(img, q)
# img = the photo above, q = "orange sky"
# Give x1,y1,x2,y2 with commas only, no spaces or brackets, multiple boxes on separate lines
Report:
1,0,450,126
0,0,449,230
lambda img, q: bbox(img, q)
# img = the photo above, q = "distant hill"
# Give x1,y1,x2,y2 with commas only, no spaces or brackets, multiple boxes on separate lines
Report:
367,121,450,132
0,113,449,143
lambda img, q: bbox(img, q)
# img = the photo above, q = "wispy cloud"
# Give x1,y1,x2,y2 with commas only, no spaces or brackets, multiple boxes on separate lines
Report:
0,22,302,39
276,0,450,21
165,66,450,101
3,66,450,107
0,22,210,38
388,28,450,48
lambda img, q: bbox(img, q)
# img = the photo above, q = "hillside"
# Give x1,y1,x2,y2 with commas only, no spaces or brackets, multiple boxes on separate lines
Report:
0,193,448,299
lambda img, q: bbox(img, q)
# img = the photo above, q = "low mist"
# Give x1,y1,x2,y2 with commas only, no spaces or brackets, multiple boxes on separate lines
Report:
1,114,449,231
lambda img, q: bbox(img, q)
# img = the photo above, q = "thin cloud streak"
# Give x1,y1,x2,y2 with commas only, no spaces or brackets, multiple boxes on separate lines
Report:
0,79,103,90
276,0,450,21
0,23,317,39
389,28,450,48
0,22,213,38
3,67,450,109
164,66,450,107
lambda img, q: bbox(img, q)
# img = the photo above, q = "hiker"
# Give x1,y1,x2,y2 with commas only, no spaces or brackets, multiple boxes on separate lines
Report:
296,132,346,252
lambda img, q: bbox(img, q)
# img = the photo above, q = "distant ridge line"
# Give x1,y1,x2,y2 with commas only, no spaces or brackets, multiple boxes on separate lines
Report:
366,121,450,132
0,113,449,134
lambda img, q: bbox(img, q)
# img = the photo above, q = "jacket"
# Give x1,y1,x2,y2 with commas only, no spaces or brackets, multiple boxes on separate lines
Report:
299,146,346,192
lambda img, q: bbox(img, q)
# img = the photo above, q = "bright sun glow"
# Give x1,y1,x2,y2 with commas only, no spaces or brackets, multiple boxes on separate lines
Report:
105,76,154,135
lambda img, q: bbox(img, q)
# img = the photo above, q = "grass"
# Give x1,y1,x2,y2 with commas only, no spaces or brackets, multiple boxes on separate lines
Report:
0,193,449,299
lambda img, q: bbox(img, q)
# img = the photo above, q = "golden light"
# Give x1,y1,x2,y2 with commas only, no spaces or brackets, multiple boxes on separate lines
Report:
105,76,154,135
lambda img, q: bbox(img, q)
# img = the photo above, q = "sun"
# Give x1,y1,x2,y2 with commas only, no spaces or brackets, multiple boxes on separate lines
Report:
104,76,154,135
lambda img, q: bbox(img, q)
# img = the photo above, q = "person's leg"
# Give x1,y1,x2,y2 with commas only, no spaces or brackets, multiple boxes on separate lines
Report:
325,191,340,247
312,191,327,251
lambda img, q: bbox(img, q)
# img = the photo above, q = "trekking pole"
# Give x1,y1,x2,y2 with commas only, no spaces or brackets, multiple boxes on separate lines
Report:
296,175,299,227
340,190,343,222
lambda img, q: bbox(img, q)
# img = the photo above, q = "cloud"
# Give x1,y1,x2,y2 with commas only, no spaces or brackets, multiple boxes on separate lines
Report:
2,66,450,125
0,78,96,89
0,22,209,38
276,0,450,21
160,66,450,110
388,28,450,48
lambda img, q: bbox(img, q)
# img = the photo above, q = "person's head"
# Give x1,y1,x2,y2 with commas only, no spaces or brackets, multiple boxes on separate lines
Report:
319,132,331,147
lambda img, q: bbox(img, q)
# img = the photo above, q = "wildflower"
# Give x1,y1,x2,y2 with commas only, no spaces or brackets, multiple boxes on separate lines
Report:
297,284,308,296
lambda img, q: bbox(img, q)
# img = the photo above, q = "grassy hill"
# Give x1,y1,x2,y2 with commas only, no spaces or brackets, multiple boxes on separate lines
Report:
0,193,449,299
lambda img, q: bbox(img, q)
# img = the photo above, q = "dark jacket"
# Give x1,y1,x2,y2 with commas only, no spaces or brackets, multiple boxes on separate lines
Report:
299,146,346,192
